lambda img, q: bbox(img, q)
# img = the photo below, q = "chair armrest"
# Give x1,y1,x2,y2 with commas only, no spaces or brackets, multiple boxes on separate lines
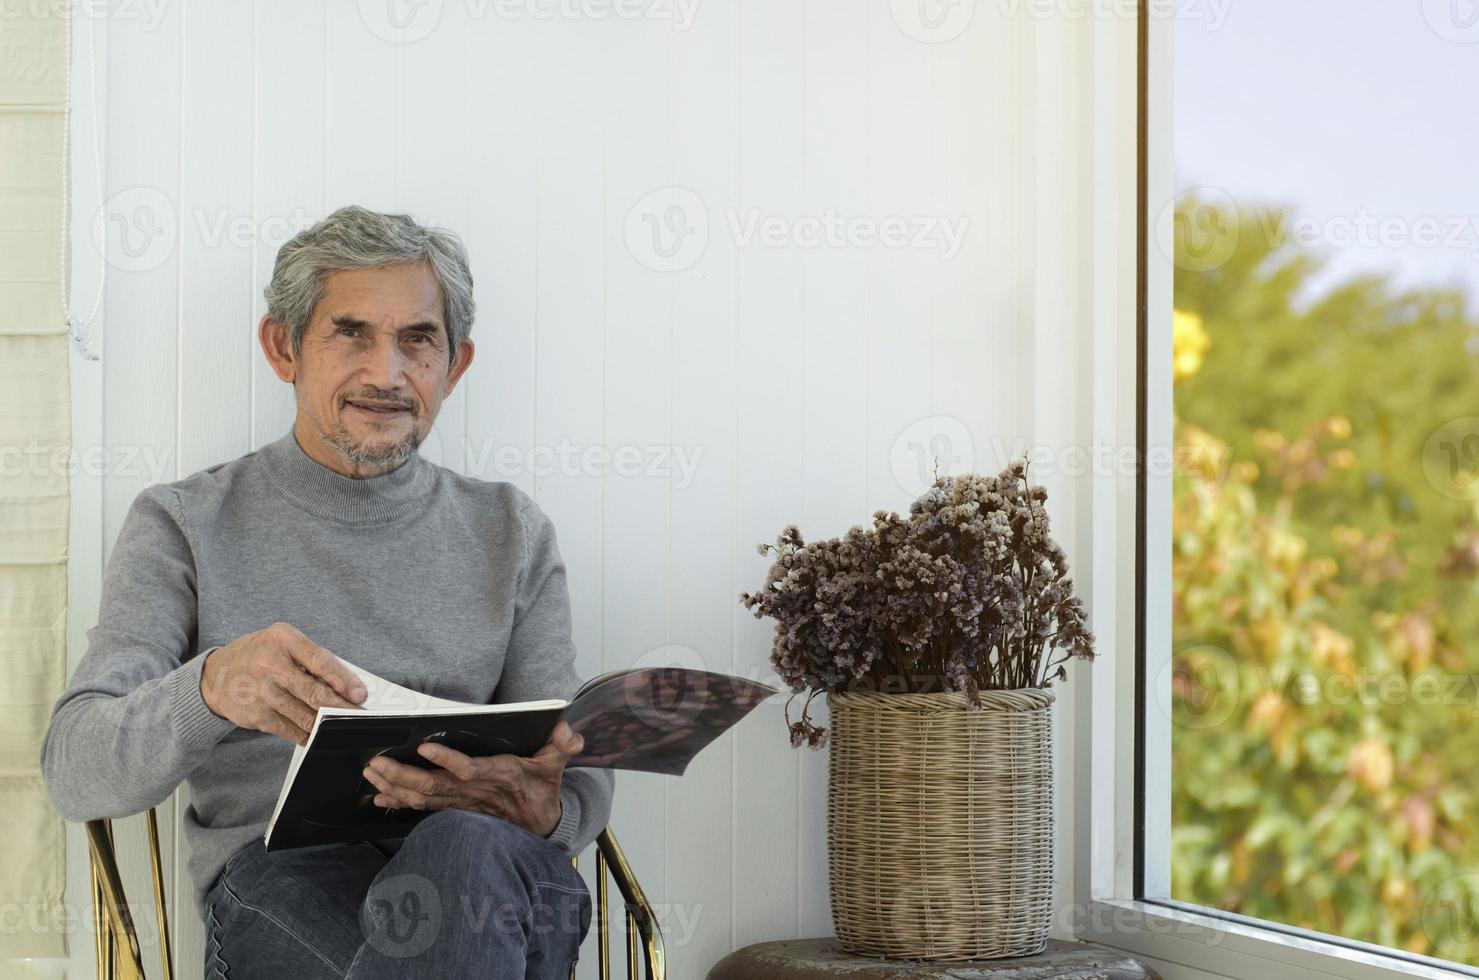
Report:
84,818,147,980
84,810,173,980
595,827,667,980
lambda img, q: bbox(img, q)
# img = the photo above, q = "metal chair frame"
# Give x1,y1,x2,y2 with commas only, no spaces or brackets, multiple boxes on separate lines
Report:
84,810,665,980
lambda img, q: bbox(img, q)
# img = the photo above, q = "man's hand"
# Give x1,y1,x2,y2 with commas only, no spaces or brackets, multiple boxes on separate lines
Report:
200,622,367,745
360,721,584,838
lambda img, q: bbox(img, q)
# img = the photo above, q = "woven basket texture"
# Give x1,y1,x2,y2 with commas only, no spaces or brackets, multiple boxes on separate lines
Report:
825,689,1055,961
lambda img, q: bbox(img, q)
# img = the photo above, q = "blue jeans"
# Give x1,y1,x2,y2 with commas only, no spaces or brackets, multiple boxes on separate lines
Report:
203,810,591,979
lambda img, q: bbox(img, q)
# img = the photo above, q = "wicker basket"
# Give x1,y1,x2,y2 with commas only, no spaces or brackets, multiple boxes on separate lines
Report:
824,688,1055,961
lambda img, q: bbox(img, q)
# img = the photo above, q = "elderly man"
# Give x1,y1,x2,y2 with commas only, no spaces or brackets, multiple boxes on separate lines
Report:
40,206,612,979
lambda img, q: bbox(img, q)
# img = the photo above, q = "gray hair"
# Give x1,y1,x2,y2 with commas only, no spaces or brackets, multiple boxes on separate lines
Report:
264,205,475,366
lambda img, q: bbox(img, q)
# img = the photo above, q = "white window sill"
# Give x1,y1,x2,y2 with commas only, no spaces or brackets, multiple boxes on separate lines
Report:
1079,900,1478,980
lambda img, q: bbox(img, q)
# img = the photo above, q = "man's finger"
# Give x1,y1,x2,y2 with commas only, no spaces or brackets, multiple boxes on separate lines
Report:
363,765,418,808
286,639,367,705
475,753,524,783
278,668,358,713
260,676,317,736
416,742,481,781
362,765,396,797
374,789,446,812
531,722,583,770
367,757,446,798
261,709,311,747
363,768,443,811
370,783,416,809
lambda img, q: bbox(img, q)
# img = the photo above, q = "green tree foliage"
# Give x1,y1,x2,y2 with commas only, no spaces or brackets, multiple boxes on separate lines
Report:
1171,198,1479,960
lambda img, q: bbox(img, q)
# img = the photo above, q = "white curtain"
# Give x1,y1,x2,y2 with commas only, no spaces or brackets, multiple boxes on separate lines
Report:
0,7,72,962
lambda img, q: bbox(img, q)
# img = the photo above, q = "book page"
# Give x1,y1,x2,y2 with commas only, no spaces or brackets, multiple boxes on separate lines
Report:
561,667,782,776
343,662,473,712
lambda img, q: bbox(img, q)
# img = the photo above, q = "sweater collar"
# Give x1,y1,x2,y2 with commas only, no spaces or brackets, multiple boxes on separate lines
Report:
259,428,436,525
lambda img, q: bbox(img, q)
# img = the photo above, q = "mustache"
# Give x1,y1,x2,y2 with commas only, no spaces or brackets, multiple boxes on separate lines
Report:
344,393,416,412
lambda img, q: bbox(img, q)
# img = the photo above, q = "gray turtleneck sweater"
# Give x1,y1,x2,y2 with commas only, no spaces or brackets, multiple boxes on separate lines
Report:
39,429,614,917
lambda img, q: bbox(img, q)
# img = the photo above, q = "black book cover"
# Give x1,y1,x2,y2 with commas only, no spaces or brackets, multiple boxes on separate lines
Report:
265,667,779,851
266,705,567,850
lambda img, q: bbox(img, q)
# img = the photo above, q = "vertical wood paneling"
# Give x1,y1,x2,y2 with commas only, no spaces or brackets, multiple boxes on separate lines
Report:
324,5,397,213
463,14,537,496
731,0,805,949
252,0,327,449
1033,13,1096,925
930,4,1017,472
1030,12,1078,922
99,0,181,561
796,0,868,942
530,15,604,676
71,5,1076,977
666,0,741,969
600,14,674,976
177,0,253,475
863,5,934,517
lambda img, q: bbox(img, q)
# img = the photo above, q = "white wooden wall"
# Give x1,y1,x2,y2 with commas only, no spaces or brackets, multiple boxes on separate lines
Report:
49,1,1102,977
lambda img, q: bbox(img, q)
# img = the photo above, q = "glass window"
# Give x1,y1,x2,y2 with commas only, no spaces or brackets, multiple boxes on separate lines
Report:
1163,0,1479,964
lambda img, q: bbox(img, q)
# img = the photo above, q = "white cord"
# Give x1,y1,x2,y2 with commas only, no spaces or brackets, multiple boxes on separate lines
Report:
60,3,105,362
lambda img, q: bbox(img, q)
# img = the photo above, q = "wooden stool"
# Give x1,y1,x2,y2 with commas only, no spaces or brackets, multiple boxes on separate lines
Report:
707,938,1162,979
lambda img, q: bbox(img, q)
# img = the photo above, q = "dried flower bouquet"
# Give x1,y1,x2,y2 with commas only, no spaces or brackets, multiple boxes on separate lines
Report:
741,461,1095,746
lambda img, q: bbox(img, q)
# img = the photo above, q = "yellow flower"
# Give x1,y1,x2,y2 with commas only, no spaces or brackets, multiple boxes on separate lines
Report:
1310,621,1355,674
1253,429,1286,453
1381,876,1415,912
1394,613,1436,672
1311,556,1337,578
1265,527,1308,566
1175,423,1232,482
1349,738,1394,793
1231,461,1259,483
1173,310,1210,382
1246,690,1286,732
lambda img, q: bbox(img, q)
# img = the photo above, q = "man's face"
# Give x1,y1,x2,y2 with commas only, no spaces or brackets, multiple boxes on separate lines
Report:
279,261,473,477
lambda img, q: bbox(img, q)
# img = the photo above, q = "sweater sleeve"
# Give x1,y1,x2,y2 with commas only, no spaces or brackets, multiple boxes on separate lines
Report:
494,496,615,856
39,485,236,822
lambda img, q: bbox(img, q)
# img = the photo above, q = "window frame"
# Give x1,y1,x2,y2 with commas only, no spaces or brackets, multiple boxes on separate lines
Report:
1076,5,1479,978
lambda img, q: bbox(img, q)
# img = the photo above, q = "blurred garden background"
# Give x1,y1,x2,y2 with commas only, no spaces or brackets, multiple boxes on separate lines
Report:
1169,198,1479,959
1168,2,1479,962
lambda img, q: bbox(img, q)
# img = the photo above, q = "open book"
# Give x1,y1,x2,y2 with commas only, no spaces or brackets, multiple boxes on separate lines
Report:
264,661,781,850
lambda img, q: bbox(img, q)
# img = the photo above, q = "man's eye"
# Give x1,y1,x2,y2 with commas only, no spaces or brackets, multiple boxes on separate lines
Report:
408,334,432,345
338,326,360,337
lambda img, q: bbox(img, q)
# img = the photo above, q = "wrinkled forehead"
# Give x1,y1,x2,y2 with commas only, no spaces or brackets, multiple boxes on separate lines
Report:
314,262,446,336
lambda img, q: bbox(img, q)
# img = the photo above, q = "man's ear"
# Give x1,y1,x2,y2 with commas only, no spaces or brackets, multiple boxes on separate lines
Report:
445,338,475,394
260,314,297,384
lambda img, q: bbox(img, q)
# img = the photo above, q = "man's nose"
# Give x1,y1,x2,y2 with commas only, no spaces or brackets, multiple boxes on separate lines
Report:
364,336,410,388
